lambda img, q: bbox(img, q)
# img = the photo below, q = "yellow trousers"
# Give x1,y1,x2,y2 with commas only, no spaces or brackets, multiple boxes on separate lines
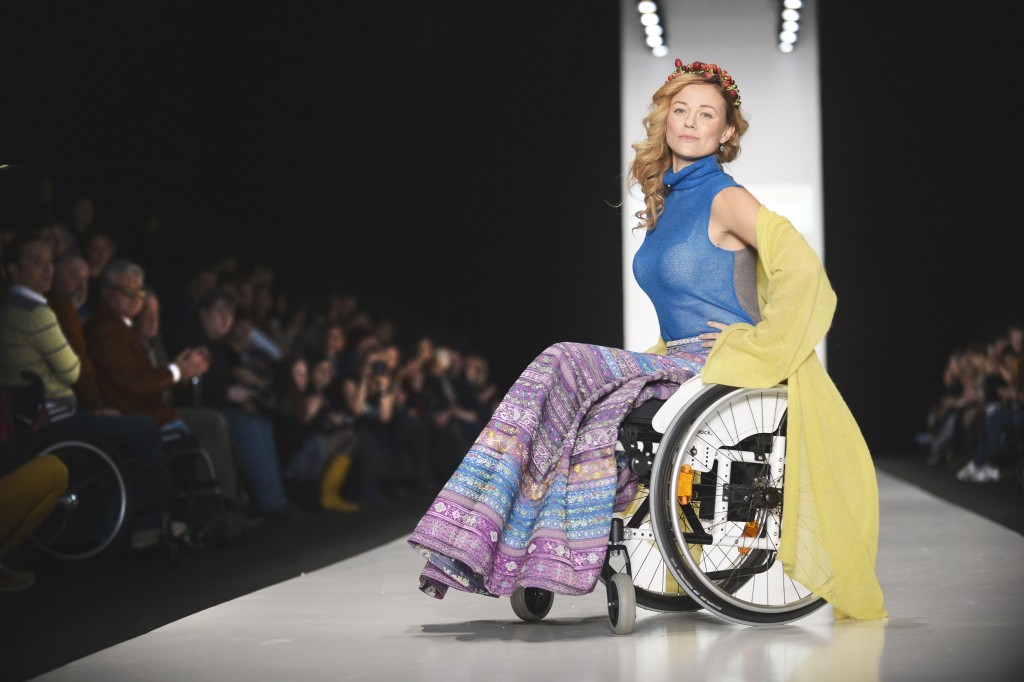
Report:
0,454,69,551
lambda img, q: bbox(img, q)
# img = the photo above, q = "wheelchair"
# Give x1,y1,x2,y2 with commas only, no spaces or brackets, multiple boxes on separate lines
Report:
20,426,137,565
2,373,226,564
2,375,136,565
26,424,227,563
160,426,229,551
509,377,827,634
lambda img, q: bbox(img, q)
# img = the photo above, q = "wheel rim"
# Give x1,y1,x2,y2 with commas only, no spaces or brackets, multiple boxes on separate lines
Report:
31,441,129,561
607,578,620,624
652,386,825,623
604,484,700,612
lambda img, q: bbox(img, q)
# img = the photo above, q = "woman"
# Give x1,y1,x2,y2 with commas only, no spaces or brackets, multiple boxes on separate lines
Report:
275,354,360,512
408,59,886,621
340,345,403,501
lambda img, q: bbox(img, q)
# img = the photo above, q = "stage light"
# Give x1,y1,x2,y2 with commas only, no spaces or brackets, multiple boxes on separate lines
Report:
636,1,669,59
778,0,802,52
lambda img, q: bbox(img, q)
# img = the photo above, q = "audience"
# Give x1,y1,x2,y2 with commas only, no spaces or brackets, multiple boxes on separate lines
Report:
0,174,514,584
169,288,308,523
134,288,245,509
274,354,360,513
0,232,176,551
340,344,403,503
7,171,1020,600
918,320,1024,486
81,259,255,542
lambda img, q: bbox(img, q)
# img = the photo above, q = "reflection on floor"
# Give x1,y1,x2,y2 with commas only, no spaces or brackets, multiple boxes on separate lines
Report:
29,471,1024,682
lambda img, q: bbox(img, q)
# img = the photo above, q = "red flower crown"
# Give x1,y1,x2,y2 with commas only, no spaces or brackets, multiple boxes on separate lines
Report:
665,59,741,107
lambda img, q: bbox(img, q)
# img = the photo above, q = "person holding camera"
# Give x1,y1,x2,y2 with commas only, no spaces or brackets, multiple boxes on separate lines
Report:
340,344,404,503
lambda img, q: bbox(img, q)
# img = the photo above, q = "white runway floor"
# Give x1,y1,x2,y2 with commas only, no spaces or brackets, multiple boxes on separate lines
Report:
30,470,1024,682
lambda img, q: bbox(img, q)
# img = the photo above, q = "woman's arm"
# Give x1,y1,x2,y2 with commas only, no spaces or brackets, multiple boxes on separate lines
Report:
708,185,761,250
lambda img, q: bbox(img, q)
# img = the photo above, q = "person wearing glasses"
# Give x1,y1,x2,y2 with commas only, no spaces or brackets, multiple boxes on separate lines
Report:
0,232,176,551
84,258,210,410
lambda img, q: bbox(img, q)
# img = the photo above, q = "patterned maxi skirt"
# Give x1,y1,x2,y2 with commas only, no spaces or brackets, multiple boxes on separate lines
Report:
408,339,708,599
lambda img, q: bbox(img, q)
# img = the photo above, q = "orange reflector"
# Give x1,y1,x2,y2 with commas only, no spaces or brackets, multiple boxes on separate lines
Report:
676,464,693,505
738,520,760,555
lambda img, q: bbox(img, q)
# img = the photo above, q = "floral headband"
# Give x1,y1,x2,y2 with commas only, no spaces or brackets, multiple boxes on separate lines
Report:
665,59,741,107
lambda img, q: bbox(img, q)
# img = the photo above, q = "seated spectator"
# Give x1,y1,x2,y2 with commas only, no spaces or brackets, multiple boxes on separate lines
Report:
170,288,308,523
81,228,118,318
340,345,405,503
67,195,96,242
957,325,1024,483
133,288,245,509
83,260,255,541
38,220,78,262
224,310,279,398
419,344,475,482
451,350,499,444
251,281,285,358
274,354,360,512
0,232,175,551
161,263,218,358
83,259,208,422
52,252,92,321
0,454,69,592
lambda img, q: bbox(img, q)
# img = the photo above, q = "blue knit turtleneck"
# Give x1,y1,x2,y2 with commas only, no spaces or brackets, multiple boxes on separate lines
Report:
632,154,760,342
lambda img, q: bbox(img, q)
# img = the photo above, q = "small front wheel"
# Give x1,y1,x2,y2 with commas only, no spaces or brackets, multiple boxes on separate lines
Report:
607,572,637,635
511,586,554,622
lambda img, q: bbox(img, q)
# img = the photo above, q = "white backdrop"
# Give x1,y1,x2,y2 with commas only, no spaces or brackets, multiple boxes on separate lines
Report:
619,0,823,362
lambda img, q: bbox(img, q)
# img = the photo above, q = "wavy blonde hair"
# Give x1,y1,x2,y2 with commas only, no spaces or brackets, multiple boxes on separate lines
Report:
627,73,750,232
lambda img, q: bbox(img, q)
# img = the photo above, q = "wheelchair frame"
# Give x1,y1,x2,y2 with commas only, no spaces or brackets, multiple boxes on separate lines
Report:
3,372,227,565
510,376,827,633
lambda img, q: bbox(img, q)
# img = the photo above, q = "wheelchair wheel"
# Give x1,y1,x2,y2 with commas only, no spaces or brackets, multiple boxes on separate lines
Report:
28,428,134,565
510,586,554,622
606,572,637,635
600,483,701,613
648,384,826,625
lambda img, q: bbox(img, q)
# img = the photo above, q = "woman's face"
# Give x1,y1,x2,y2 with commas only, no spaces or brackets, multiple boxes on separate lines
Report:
290,358,309,392
325,325,345,355
664,83,734,171
85,234,116,271
312,359,333,391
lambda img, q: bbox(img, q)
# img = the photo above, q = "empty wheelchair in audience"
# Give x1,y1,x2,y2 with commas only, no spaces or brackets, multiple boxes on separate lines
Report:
510,375,827,634
159,425,229,550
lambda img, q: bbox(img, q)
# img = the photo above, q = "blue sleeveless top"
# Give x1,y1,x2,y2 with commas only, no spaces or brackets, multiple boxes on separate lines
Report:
632,154,760,342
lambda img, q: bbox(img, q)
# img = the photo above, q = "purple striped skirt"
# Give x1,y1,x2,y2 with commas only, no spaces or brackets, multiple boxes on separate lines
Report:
408,338,707,599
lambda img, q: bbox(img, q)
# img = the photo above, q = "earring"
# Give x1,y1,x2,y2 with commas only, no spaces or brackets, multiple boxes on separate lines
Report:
719,144,725,153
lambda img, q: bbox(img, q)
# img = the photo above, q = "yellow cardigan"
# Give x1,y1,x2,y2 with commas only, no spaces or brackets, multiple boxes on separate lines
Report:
649,206,887,620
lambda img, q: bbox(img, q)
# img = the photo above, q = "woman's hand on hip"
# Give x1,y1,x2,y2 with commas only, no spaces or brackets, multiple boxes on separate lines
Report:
700,321,729,348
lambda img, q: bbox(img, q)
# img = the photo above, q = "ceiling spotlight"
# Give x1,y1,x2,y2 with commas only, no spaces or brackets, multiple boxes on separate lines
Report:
637,0,668,57
777,0,801,52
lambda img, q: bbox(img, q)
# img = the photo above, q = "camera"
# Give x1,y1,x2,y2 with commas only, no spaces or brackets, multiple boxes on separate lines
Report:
371,360,388,376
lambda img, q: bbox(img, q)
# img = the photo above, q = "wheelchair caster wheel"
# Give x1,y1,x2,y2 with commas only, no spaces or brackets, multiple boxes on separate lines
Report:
511,586,554,622
607,572,636,635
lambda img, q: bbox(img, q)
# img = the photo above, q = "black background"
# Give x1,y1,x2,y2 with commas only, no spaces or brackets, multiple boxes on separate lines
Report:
1,1,1020,454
